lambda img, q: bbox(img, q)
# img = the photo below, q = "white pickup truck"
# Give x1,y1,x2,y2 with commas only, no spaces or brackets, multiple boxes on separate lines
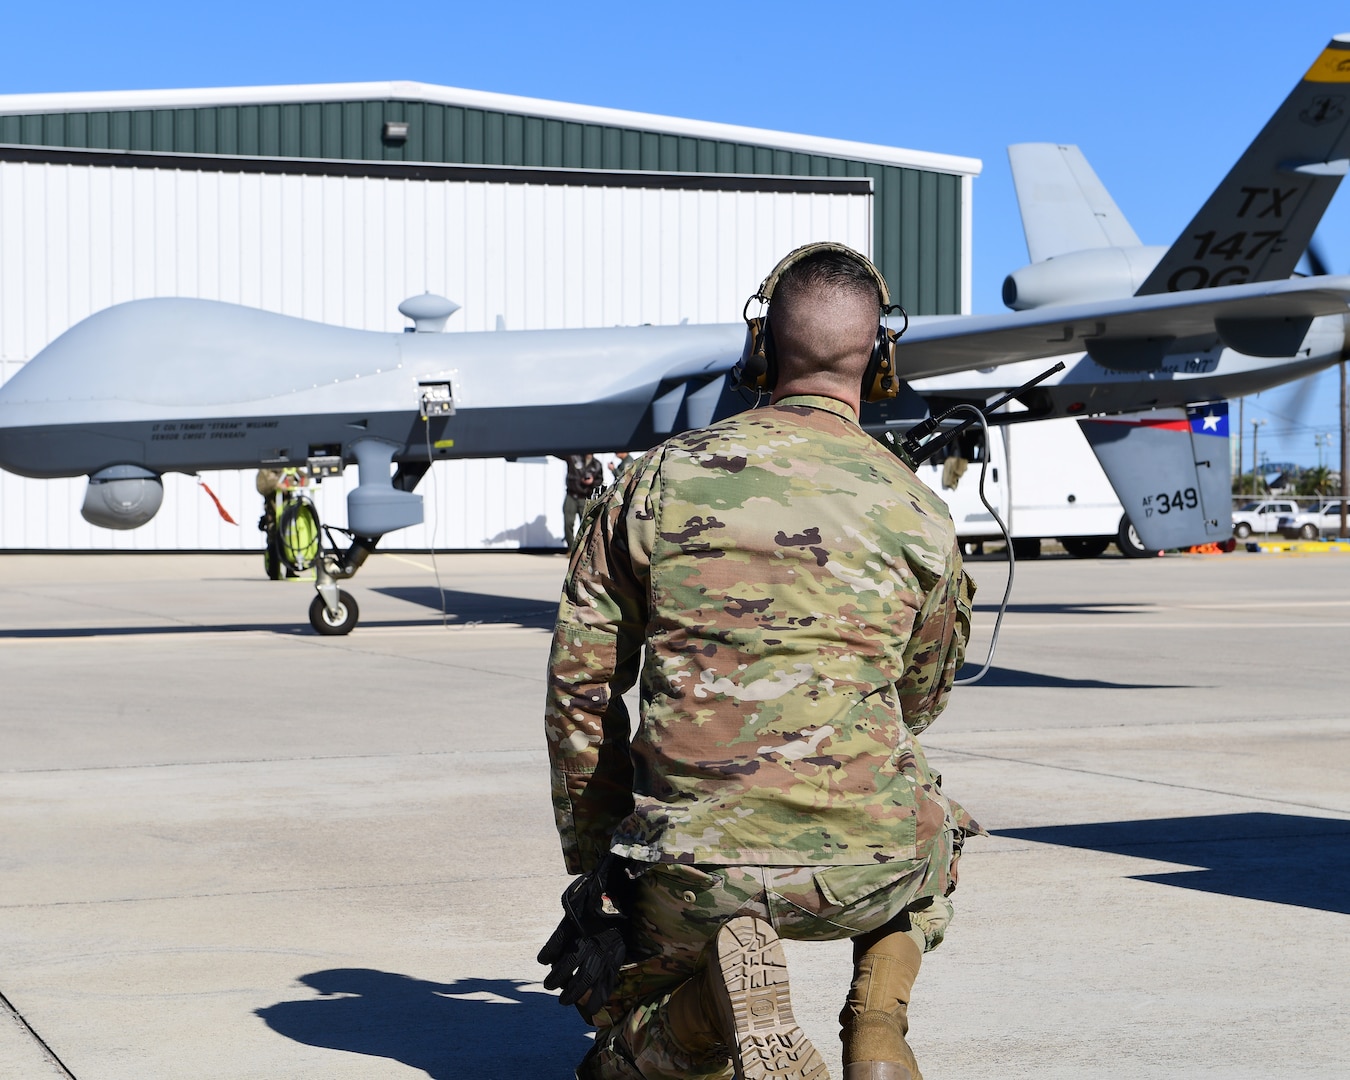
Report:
1232,499,1300,539
1276,501,1350,539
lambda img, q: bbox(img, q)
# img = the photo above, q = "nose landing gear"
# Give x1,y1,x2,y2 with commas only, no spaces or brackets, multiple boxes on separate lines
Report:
307,526,378,636
309,588,360,635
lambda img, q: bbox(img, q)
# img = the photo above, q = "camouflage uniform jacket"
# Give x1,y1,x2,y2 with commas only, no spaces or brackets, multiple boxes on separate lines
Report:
545,395,978,875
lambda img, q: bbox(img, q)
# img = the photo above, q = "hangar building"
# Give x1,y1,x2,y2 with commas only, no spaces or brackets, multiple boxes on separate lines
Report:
0,82,980,552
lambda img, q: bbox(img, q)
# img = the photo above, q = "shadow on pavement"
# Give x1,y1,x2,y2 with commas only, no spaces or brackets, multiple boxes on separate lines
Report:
0,587,561,638
955,665,1195,689
0,623,293,639
257,969,590,1079
997,812,1350,914
0,618,459,639
971,602,1157,615
375,587,558,629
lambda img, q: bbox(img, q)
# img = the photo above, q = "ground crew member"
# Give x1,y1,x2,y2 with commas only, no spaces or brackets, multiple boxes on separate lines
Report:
542,244,980,1080
256,466,305,579
562,453,604,550
607,451,633,487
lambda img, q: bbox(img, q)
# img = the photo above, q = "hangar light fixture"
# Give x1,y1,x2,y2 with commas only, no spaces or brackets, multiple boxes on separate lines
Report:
383,120,409,142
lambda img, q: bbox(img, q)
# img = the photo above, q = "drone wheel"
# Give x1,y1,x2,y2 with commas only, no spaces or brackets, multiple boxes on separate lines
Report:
309,590,359,636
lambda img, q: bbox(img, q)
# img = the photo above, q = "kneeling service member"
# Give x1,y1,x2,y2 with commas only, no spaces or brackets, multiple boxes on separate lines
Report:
542,243,982,1080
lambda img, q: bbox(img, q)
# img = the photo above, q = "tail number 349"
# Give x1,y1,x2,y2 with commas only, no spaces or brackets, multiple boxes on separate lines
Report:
1142,488,1199,517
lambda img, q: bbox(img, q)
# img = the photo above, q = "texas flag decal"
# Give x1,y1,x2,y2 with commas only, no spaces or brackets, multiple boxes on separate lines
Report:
1187,402,1229,437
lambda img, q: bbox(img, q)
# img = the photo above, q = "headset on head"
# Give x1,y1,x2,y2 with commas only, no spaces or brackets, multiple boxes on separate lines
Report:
733,241,909,402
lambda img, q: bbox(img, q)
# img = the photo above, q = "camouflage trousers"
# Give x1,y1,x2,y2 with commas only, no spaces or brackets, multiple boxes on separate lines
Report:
577,860,956,1080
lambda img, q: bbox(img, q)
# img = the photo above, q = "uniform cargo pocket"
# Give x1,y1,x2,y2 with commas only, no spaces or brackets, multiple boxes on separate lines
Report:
647,862,723,892
812,860,924,910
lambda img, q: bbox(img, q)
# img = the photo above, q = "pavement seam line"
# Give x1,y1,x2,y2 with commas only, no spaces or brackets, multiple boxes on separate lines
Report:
275,636,550,676
0,625,552,647
0,871,555,910
929,745,1350,816
925,713,1350,735
1,746,545,775
0,988,78,1079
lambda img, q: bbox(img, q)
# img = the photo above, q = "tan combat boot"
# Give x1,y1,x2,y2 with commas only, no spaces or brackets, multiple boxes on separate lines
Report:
677,915,829,1080
658,974,734,1079
838,926,923,1080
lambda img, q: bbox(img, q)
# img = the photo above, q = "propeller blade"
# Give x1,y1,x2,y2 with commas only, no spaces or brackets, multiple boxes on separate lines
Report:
1284,371,1322,424
1307,238,1333,278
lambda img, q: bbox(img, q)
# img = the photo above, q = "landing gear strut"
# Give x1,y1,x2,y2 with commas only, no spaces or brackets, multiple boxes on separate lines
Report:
281,453,426,636
308,526,379,635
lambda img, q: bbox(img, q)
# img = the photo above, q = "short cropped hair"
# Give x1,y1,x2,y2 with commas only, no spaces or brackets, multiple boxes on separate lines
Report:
772,248,883,315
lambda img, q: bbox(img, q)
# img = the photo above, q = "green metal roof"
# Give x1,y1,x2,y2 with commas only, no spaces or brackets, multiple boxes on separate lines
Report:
0,91,969,315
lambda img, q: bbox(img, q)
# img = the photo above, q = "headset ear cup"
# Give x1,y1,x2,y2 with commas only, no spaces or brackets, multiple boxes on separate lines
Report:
737,318,770,390
861,325,899,402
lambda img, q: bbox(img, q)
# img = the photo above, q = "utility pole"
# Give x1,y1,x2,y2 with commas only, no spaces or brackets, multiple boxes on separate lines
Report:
1252,418,1266,495
1340,360,1348,539
1237,397,1245,495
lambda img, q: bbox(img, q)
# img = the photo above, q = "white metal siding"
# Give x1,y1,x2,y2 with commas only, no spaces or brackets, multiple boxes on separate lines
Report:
0,160,871,550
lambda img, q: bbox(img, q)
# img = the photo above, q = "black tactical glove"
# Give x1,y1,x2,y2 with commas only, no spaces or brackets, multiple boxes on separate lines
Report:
538,854,641,1021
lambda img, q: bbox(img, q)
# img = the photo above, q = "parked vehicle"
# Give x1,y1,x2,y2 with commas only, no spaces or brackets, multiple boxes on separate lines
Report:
1276,501,1349,539
918,417,1143,559
1232,499,1299,539
921,416,1233,558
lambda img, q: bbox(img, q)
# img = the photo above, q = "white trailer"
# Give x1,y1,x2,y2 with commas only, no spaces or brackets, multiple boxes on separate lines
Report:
914,417,1134,557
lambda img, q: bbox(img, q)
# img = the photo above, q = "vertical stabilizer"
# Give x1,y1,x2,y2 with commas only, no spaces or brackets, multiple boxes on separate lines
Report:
1136,35,1350,294
1009,143,1143,263
1079,403,1232,550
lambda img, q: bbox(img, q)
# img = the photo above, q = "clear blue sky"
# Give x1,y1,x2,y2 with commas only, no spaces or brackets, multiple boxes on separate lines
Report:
4,1,1350,466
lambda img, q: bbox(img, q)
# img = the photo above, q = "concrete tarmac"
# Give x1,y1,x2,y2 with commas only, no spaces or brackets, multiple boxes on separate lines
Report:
1,548,1347,1079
